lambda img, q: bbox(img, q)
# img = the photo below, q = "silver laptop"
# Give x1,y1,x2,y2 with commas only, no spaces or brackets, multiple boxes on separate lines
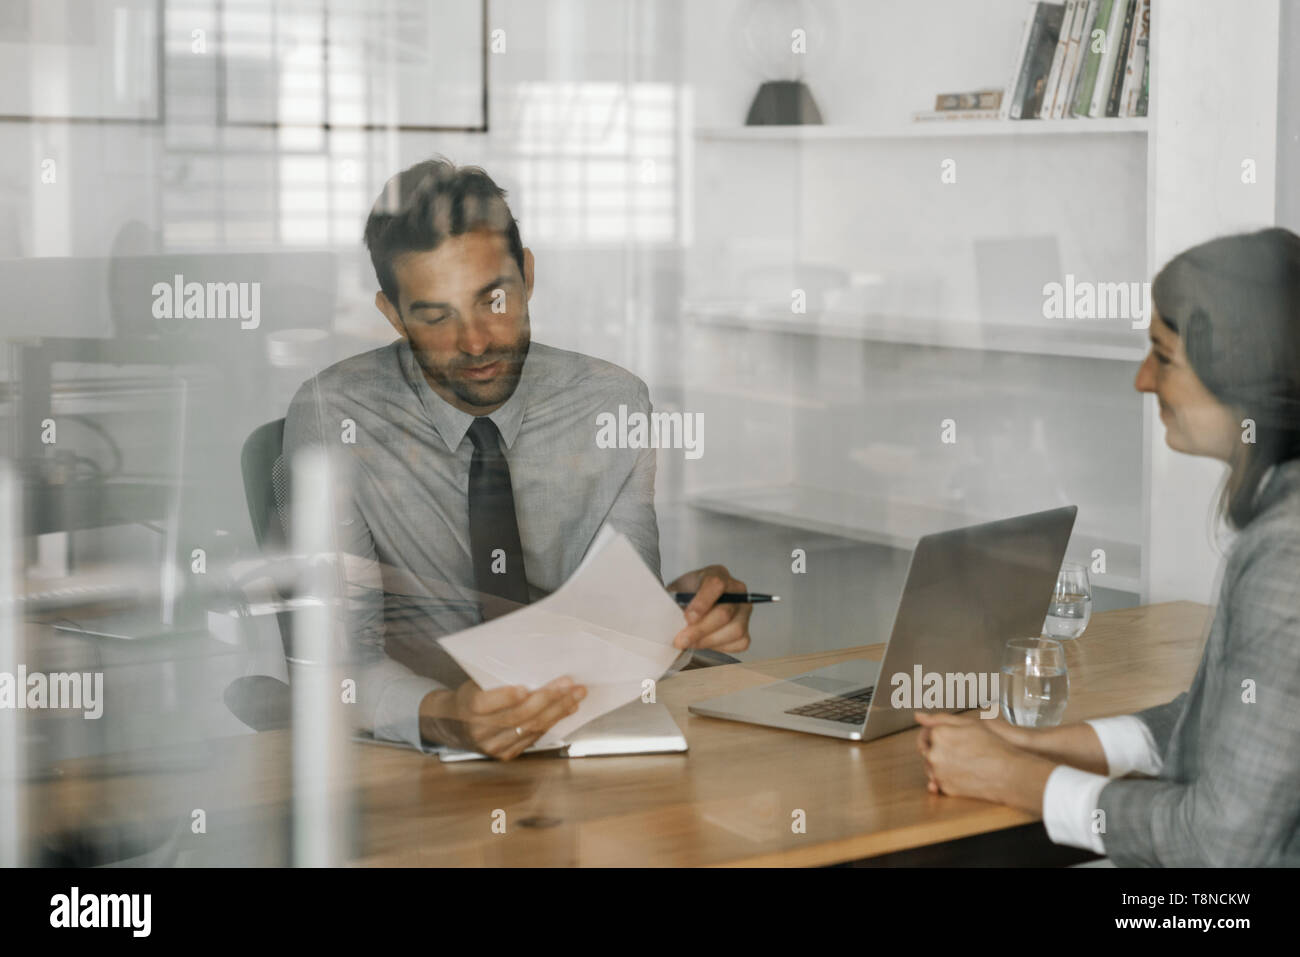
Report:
688,506,1077,741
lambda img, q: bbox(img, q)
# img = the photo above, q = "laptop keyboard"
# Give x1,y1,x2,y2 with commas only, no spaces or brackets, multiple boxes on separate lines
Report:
784,686,875,725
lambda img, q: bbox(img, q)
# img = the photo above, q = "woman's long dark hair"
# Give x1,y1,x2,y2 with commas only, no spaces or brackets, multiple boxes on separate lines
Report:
1151,227,1300,529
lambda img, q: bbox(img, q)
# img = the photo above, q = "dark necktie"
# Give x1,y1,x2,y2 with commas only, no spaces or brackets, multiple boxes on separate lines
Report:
467,417,530,619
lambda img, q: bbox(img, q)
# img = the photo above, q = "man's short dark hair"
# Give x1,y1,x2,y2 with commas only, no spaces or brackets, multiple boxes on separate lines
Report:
363,157,525,308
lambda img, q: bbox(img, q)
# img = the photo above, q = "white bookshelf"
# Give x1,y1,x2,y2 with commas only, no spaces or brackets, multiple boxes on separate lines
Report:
679,0,1281,609
682,300,1148,362
688,484,1143,593
695,118,1149,141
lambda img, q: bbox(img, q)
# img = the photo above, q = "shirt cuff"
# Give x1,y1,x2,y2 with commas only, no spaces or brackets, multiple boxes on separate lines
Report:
1086,715,1163,777
372,674,443,749
1043,765,1109,854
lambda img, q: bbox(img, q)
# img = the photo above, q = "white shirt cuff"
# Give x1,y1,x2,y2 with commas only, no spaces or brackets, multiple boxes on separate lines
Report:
371,674,443,749
1086,715,1163,777
1043,765,1109,854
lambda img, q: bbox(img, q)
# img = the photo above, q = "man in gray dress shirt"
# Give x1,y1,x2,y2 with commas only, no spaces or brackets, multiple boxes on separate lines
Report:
282,157,751,760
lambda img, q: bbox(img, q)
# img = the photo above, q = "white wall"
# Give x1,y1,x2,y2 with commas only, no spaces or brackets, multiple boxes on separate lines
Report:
1277,0,1300,232
1145,0,1279,603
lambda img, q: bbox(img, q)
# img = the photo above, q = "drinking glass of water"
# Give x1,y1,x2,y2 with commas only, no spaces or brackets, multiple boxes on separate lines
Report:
1001,637,1070,728
1043,561,1093,639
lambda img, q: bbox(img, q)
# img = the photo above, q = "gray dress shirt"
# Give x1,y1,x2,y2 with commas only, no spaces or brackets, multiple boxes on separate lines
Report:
1098,458,1300,866
281,338,660,747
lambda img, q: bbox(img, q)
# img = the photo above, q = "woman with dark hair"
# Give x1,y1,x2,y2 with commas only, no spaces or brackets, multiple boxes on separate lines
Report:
916,227,1300,867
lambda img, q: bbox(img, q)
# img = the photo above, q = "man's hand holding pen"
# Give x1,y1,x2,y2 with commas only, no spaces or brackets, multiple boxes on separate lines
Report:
666,564,758,654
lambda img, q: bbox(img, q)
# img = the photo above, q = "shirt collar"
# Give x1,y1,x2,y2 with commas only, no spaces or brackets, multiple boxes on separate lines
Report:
399,338,532,452
1253,459,1299,512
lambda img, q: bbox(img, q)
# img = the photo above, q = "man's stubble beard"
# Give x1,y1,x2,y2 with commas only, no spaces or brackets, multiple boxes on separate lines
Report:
411,310,531,411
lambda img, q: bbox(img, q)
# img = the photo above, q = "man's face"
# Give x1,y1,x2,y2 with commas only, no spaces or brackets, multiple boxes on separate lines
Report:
378,229,533,414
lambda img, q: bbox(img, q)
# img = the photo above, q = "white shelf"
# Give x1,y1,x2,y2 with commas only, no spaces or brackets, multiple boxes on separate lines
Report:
685,383,830,410
683,302,1149,362
688,484,1142,593
695,118,1149,141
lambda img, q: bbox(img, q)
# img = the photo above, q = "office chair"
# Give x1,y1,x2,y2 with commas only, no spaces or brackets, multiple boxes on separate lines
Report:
223,418,294,731
241,418,290,550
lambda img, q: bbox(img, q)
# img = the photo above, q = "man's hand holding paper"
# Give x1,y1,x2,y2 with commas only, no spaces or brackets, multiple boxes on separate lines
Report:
436,528,692,755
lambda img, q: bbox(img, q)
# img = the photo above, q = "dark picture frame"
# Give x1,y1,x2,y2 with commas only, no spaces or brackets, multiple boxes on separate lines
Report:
216,0,489,133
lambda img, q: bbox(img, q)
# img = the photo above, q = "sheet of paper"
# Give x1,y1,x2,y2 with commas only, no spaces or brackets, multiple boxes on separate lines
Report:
437,528,688,744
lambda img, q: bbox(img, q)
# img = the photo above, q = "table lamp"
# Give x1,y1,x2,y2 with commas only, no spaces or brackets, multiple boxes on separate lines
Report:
735,0,836,125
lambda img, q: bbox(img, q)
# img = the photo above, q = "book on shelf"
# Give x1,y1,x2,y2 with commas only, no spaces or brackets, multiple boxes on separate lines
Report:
1135,46,1150,116
1119,0,1150,116
1001,4,1038,119
1072,0,1115,116
922,0,1148,127
1010,2,1066,119
1038,0,1078,118
1103,0,1138,116
934,89,1003,111
912,108,1003,123
1088,0,1129,115
1057,0,1099,117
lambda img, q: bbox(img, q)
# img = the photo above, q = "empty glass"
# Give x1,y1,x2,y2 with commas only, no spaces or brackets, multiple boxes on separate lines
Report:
1000,637,1070,728
1043,561,1093,639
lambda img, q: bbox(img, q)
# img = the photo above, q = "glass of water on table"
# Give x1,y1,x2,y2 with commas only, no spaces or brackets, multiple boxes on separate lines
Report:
1043,561,1093,639
1001,637,1070,728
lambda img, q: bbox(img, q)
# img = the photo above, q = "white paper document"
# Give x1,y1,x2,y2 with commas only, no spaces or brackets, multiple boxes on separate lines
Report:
437,527,690,745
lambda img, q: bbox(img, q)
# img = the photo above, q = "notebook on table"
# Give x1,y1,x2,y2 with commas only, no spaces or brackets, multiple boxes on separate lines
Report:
351,699,687,761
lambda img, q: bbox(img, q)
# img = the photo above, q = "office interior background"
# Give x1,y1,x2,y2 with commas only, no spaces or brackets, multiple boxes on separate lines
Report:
0,0,1296,867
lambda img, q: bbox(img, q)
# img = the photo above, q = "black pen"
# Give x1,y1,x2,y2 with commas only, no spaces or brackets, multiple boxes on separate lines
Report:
673,592,779,605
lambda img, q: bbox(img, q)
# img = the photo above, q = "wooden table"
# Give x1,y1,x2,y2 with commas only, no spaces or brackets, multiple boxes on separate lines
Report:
25,601,1211,867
